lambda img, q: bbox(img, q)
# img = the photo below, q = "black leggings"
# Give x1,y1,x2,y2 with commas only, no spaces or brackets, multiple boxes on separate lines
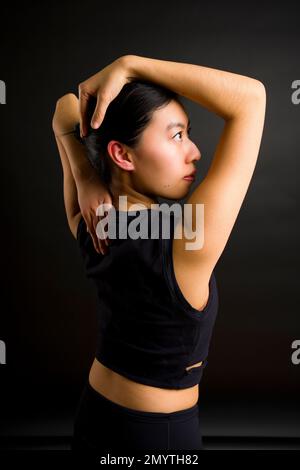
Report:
71,380,204,452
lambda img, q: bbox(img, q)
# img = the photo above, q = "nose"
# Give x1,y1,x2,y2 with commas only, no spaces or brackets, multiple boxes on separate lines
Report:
188,138,201,160
188,148,201,163
194,150,201,161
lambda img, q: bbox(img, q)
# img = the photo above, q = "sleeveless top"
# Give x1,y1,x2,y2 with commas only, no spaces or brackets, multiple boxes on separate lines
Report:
76,207,219,390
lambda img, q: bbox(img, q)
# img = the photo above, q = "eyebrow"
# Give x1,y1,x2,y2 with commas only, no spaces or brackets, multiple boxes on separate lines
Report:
166,117,191,132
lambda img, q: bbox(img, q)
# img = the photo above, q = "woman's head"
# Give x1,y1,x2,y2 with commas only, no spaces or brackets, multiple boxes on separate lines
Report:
74,79,201,206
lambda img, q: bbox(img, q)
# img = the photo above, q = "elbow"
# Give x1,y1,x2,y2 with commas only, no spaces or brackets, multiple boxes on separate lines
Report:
56,93,78,105
241,76,266,101
239,79,266,116
253,80,266,101
247,79,266,104
252,81,267,117
225,79,267,121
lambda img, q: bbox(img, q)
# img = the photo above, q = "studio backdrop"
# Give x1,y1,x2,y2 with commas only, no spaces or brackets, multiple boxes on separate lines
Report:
0,0,299,451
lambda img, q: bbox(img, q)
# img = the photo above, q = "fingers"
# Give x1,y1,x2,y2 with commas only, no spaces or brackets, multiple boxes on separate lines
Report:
94,214,110,255
78,86,90,138
91,94,108,130
86,224,101,255
84,214,101,255
90,227,107,256
86,213,110,256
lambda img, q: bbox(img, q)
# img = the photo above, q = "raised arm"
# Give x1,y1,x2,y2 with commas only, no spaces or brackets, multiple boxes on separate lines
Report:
52,93,112,254
80,54,264,129
121,55,266,276
78,55,266,276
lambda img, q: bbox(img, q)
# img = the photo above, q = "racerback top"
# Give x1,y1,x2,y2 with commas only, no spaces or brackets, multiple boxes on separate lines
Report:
76,206,219,390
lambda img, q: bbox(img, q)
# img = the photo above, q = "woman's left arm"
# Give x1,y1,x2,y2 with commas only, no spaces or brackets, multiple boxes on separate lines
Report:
52,93,96,182
54,133,81,238
52,93,112,255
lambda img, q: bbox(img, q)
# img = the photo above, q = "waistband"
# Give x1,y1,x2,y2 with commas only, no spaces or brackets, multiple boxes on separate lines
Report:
85,380,199,422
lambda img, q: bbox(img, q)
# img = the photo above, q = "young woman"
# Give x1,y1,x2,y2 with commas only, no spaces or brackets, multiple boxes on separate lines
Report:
52,55,266,452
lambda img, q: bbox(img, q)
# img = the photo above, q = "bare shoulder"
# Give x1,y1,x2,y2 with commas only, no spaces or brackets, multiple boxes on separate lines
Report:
172,219,212,311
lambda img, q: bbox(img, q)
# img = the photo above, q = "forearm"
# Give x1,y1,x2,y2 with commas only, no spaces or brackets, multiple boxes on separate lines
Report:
54,135,81,217
53,93,102,184
58,131,99,184
124,55,265,120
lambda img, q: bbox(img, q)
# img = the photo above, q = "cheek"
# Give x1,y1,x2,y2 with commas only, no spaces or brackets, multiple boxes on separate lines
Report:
152,158,178,184
138,151,167,174
135,141,180,181
150,143,179,172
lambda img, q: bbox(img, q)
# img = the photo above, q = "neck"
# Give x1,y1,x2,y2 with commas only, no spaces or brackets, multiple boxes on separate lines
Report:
109,178,159,212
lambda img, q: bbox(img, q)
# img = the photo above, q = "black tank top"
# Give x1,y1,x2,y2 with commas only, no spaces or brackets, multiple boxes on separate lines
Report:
76,207,219,389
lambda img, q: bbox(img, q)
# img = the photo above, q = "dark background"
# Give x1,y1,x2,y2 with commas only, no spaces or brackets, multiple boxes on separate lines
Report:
0,0,299,450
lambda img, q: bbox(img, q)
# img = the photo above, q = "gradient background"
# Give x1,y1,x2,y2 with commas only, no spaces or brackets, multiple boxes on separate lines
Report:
0,0,299,452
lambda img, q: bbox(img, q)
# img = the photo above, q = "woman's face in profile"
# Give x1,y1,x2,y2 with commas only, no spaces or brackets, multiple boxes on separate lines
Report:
131,99,201,200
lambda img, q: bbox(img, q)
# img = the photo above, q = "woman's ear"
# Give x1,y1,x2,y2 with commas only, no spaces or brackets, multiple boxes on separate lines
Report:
107,141,135,172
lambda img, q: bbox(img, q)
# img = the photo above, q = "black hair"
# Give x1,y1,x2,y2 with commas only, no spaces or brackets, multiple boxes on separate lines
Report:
74,79,185,187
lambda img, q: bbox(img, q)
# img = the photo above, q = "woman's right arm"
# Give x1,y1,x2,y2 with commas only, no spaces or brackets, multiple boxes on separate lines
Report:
123,54,265,120
79,55,266,275
80,54,264,132
123,55,267,277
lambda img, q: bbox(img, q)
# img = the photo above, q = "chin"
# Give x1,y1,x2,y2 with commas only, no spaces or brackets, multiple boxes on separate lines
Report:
163,189,191,201
157,180,193,200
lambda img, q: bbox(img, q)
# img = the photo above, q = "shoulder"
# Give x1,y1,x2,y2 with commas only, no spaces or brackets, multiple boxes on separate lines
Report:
172,218,212,311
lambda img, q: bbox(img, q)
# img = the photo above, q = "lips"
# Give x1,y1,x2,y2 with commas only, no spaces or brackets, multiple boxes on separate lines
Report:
183,169,196,180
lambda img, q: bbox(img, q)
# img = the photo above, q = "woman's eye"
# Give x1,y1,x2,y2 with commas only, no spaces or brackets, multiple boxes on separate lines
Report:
173,131,183,140
173,127,192,141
